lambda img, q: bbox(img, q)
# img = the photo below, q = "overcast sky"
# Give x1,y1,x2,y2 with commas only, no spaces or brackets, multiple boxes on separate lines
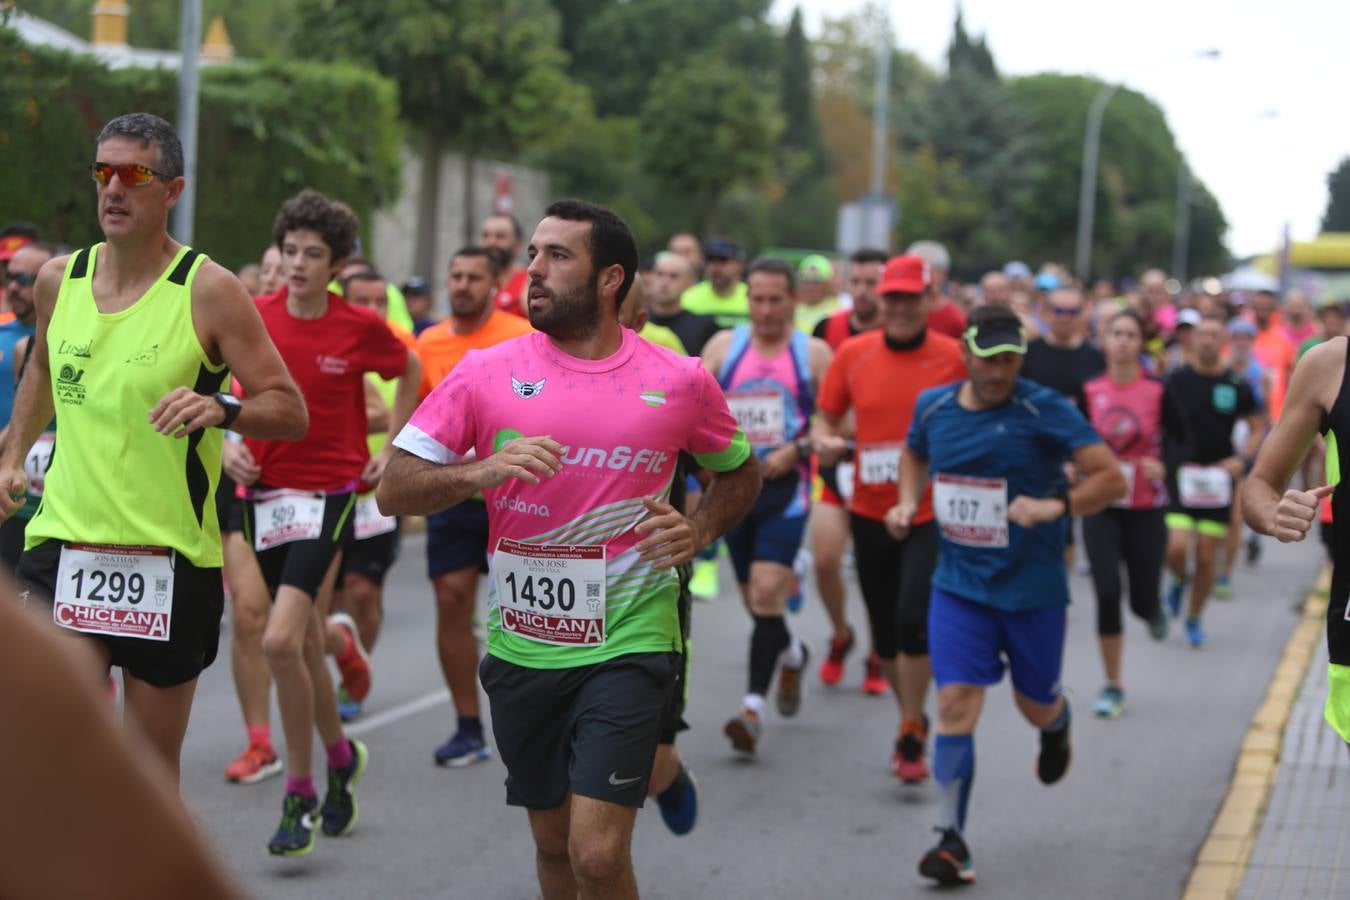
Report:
774,0,1348,261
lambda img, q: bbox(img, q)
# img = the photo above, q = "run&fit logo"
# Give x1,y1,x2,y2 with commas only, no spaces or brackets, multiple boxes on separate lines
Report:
495,496,552,518
491,429,673,477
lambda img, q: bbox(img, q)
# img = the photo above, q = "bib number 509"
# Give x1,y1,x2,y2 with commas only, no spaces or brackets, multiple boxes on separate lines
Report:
502,572,577,612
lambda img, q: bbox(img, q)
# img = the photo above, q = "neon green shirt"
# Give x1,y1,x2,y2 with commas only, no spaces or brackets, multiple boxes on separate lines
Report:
680,281,749,328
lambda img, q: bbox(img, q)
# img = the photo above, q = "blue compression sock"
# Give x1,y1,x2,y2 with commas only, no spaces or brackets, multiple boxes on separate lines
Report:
934,733,975,833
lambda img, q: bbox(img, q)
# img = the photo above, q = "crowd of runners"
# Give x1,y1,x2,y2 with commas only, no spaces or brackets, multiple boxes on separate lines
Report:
2,112,1345,896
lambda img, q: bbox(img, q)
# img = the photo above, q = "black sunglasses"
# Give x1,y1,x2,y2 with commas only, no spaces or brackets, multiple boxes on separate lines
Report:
4,271,36,287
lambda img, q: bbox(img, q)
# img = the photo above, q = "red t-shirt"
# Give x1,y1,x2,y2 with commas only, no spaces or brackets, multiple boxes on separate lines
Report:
817,330,965,522
1083,374,1167,510
926,298,967,339
246,288,409,491
494,269,529,318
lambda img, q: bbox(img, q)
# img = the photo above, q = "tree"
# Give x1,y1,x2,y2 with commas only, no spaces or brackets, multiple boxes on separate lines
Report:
772,7,833,247
14,0,296,59
1322,157,1350,233
289,0,590,273
639,57,782,235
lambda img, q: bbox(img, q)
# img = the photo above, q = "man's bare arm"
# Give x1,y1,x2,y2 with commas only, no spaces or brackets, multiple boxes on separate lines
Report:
376,436,564,517
688,456,761,547
0,257,63,516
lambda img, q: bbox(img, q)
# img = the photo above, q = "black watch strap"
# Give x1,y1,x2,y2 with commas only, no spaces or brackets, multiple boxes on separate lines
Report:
212,392,242,429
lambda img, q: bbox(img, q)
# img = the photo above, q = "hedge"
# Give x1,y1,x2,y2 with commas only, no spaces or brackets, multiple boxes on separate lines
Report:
0,25,403,270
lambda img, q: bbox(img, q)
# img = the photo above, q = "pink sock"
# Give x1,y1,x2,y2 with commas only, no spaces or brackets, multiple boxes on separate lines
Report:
327,738,353,771
247,724,271,748
286,775,316,799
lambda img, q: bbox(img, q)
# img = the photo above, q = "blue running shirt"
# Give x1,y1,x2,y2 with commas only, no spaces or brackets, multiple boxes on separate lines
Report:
907,378,1103,611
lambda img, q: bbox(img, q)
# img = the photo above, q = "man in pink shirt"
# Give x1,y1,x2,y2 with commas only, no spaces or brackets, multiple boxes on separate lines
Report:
378,200,760,899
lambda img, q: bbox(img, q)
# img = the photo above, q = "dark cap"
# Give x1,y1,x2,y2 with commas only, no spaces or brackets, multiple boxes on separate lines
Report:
704,239,744,262
402,276,430,296
963,316,1028,357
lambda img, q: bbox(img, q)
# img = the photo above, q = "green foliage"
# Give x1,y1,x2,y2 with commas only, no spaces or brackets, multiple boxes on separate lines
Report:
0,26,402,269
14,0,295,59
638,56,783,235
291,0,589,154
1322,157,1350,233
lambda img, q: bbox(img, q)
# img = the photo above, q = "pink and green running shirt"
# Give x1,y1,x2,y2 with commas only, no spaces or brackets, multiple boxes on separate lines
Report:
394,328,751,669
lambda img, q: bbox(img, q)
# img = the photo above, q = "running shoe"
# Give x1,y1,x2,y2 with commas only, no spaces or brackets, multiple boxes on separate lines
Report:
336,685,363,722
1185,616,1208,649
724,709,762,755
1147,604,1169,641
225,742,283,784
433,730,491,767
862,652,887,696
1092,684,1125,719
918,827,976,886
690,558,719,601
1213,575,1232,600
330,612,372,702
776,645,810,717
892,716,930,783
1037,700,1072,785
1165,577,1185,619
819,627,855,686
656,764,699,836
320,738,368,837
268,793,318,857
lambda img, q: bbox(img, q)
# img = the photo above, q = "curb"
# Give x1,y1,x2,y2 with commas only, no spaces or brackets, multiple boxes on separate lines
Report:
1181,566,1329,899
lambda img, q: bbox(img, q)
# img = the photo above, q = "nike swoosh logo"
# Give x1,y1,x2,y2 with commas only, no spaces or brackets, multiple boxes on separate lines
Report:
608,772,642,787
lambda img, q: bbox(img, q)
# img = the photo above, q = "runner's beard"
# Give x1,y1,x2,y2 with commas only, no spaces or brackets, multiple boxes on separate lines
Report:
530,278,602,342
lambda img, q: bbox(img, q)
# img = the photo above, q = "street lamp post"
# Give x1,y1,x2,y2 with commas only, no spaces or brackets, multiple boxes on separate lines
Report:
171,0,201,245
1074,83,1118,284
1172,160,1192,284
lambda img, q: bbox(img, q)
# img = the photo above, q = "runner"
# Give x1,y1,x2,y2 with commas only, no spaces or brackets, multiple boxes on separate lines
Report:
379,199,759,898
1217,319,1270,597
906,240,966,339
402,275,437,335
702,257,832,755
0,112,307,785
681,238,750,328
891,304,1125,885
645,252,720,357
617,279,701,835
1162,317,1265,648
257,244,283,295
0,242,52,568
795,254,840,335
811,247,888,692
242,188,421,856
813,253,965,781
325,268,415,721
412,245,532,766
666,232,704,275
1242,335,1350,749
481,212,530,318
1081,309,1181,718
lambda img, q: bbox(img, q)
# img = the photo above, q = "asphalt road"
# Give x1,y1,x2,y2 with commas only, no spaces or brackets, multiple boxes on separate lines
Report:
177,530,1324,899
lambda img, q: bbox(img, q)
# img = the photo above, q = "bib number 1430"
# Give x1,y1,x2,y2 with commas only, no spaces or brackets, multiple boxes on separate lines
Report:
493,539,606,646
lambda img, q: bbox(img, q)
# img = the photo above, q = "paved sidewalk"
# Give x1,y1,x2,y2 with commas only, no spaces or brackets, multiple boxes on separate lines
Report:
1240,599,1350,900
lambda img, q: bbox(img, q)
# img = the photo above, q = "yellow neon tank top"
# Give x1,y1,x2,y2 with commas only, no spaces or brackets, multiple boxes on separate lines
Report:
26,244,229,566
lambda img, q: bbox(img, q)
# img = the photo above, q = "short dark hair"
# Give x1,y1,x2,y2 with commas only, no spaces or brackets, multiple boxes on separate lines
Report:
342,269,384,295
1105,307,1145,332
850,248,889,266
968,302,1021,330
272,188,360,263
95,113,184,179
0,222,40,241
452,245,503,278
485,212,525,243
543,199,639,309
747,257,797,294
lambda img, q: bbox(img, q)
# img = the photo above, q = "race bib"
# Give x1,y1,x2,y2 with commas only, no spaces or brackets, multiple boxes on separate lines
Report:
493,539,606,646
858,444,902,486
837,461,855,504
253,490,326,550
354,493,397,541
53,544,174,641
24,432,55,497
727,391,786,448
1178,464,1232,509
933,473,1009,548
1111,461,1137,509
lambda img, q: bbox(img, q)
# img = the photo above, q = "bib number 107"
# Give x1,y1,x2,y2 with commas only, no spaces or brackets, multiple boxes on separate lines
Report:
69,568,146,605
502,572,576,612
945,496,981,523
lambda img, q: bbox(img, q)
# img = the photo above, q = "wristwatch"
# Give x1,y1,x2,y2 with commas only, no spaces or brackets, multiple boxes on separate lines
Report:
212,392,242,429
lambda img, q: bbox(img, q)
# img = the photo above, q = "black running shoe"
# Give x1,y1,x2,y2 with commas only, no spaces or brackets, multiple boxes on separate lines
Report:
918,827,976,885
268,792,318,857
321,738,368,837
1037,701,1072,785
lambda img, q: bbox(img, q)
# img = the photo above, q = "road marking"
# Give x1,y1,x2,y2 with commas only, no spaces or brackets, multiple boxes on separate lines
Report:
1183,566,1328,900
346,688,449,737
